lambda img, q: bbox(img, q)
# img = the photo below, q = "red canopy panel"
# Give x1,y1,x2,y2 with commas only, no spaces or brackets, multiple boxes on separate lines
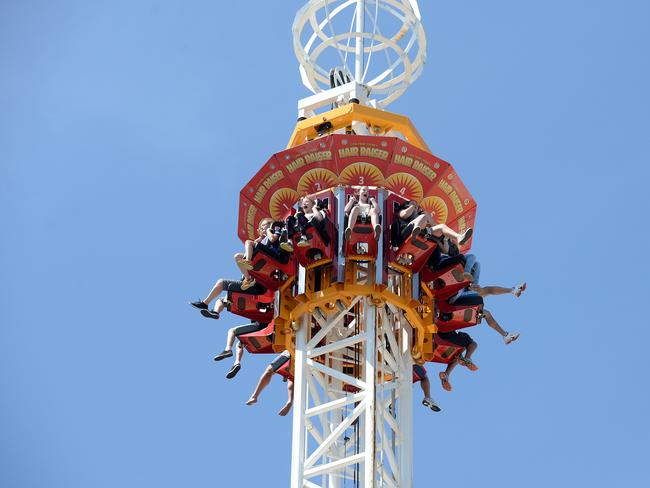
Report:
237,134,477,243
385,141,450,201
331,134,395,187
237,192,272,242
272,137,339,195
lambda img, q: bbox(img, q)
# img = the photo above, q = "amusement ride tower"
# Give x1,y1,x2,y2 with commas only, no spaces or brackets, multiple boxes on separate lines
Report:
233,2,477,487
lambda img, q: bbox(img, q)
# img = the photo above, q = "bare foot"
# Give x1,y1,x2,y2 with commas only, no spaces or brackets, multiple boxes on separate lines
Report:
278,402,293,416
245,397,257,406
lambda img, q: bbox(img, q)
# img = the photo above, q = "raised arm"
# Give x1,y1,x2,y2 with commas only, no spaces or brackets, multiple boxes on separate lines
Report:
344,195,358,214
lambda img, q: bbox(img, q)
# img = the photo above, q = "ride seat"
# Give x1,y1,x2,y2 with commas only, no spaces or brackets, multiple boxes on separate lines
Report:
421,259,473,300
435,294,484,332
249,246,296,291
428,334,465,364
291,214,337,268
239,321,275,354
343,214,380,261
227,290,275,323
388,233,438,274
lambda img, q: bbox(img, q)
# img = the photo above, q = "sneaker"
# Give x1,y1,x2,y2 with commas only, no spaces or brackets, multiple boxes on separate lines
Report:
190,300,208,310
240,278,256,290
458,228,473,246
344,227,352,241
411,226,422,240
504,332,520,345
213,350,233,361
280,241,294,253
422,397,441,412
297,236,310,247
513,282,527,297
226,363,241,379
200,309,220,320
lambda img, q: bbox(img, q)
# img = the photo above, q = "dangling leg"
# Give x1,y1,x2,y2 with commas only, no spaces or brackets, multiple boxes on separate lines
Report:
345,205,361,240
246,366,274,405
191,278,225,310
278,379,294,416
483,309,520,344
370,208,381,240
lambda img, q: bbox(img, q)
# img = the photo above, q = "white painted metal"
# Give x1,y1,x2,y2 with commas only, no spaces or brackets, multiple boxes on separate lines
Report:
290,296,414,487
293,0,427,112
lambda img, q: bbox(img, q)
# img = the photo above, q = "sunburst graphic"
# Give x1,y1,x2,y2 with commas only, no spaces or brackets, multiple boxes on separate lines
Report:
297,168,338,194
384,173,423,200
420,196,449,224
339,162,385,186
269,188,300,220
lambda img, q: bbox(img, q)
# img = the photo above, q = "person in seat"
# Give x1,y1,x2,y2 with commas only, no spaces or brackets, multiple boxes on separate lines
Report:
437,330,479,392
426,235,474,281
286,196,329,248
235,218,292,290
189,277,267,320
212,320,268,379
391,200,473,248
246,350,294,416
344,186,382,240
414,364,441,412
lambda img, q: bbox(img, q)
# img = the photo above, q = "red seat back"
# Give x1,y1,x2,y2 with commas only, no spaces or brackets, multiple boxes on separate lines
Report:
292,215,337,268
388,234,438,273
227,290,275,323
435,299,483,332
421,262,472,299
239,321,275,354
428,334,465,364
249,249,296,291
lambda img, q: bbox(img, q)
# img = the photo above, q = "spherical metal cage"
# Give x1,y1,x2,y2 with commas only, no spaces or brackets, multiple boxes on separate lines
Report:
293,0,427,107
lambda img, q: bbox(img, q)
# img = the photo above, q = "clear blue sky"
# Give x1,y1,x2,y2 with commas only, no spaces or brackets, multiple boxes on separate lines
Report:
2,1,649,486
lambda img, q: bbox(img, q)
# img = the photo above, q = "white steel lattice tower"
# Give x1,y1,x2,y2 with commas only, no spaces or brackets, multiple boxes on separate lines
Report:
288,3,426,486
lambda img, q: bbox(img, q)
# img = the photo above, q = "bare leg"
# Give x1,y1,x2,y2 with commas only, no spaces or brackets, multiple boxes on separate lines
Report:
244,240,255,261
246,366,273,405
346,206,361,234
370,208,381,240
411,213,435,231
479,285,517,297
430,223,463,245
278,379,294,416
464,341,478,360
445,358,458,378
213,298,226,314
202,279,224,306
483,309,508,337
420,376,431,399
234,342,244,365
234,252,251,281
370,208,380,228
224,328,237,352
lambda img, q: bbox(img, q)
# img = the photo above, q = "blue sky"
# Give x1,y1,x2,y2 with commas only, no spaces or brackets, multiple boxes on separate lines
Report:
1,1,649,486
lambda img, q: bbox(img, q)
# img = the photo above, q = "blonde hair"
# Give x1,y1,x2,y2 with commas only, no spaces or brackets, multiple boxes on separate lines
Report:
258,218,273,236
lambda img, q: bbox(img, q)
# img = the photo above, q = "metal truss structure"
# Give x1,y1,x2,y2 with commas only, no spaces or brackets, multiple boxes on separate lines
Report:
291,295,415,488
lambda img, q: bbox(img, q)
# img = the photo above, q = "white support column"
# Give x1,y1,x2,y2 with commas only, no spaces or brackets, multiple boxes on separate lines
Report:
398,320,413,488
291,314,310,488
363,301,376,487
